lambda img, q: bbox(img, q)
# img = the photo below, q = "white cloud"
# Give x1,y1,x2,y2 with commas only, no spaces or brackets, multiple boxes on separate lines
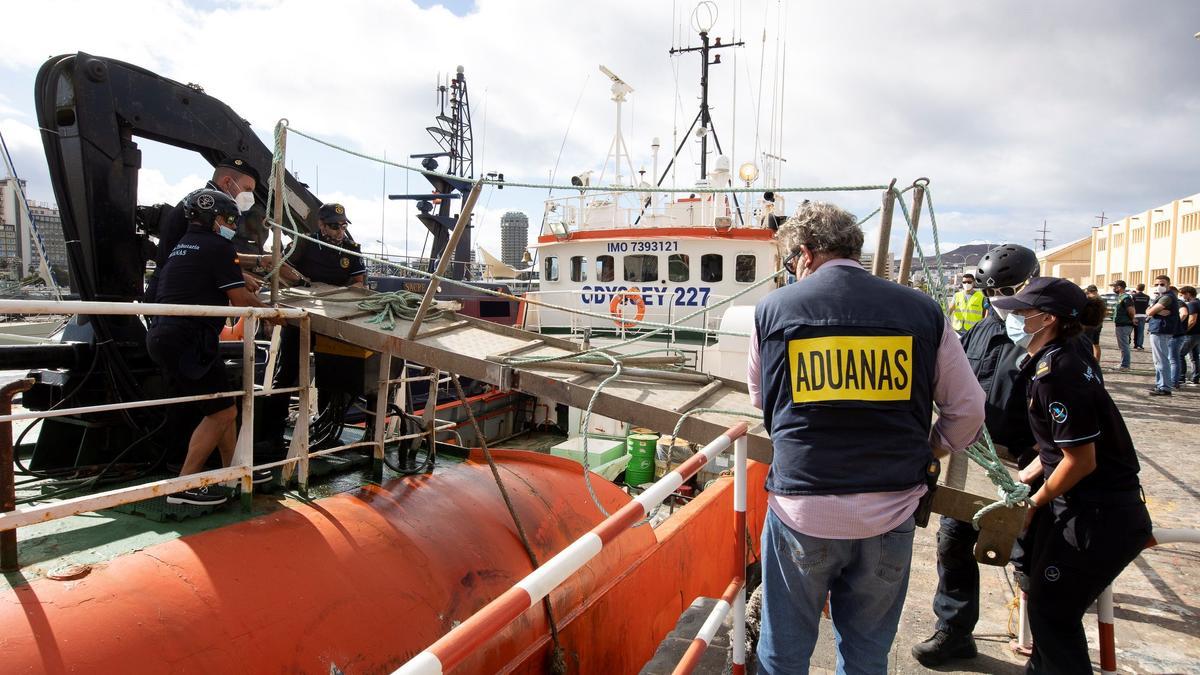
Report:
1,0,1198,258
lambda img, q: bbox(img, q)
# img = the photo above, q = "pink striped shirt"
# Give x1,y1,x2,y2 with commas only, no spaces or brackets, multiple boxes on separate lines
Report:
747,259,984,539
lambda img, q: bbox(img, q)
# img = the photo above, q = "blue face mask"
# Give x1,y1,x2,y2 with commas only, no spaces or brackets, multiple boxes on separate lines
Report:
217,222,237,240
1005,311,1044,348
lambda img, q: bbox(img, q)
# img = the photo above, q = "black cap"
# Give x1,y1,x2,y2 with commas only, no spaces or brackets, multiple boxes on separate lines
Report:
216,157,261,184
991,277,1086,318
318,203,351,224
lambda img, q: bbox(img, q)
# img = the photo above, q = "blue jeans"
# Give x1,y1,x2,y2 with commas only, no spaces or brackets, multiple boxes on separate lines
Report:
1151,333,1178,390
758,509,915,675
1180,334,1200,383
1133,318,1145,348
1115,324,1134,368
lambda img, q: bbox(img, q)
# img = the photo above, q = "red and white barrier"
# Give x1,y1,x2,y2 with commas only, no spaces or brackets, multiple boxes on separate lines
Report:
1094,527,1200,674
393,422,750,675
672,578,744,675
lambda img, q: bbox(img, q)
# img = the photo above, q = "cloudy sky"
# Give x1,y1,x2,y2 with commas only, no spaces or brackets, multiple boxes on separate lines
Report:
2,0,1199,261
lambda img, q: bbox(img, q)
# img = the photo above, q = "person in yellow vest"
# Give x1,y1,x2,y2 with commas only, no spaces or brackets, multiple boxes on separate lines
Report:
948,273,987,335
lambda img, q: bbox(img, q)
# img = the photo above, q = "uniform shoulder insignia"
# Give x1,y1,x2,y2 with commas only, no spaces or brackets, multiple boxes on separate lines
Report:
1034,357,1052,379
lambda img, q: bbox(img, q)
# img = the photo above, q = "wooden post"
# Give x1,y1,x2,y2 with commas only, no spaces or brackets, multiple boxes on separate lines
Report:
871,179,898,279
270,124,288,305
407,181,484,339
897,178,928,287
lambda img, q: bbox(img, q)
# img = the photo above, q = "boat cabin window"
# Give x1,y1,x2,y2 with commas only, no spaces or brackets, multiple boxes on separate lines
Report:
570,256,587,282
668,254,690,282
624,254,659,283
544,256,559,281
701,254,723,282
735,254,756,283
597,255,615,282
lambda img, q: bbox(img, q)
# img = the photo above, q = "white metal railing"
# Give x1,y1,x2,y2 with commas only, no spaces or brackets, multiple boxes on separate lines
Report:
0,299,446,537
543,190,771,234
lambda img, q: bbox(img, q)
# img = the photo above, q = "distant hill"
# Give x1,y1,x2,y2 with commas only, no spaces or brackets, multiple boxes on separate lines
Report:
914,243,994,269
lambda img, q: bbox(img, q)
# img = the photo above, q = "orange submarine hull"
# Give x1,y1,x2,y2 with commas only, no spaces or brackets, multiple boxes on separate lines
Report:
1,450,767,674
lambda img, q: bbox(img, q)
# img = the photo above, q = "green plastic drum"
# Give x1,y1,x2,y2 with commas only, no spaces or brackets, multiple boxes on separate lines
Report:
625,433,658,486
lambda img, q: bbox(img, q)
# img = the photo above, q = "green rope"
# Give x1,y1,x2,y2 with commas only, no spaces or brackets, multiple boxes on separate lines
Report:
964,427,1032,527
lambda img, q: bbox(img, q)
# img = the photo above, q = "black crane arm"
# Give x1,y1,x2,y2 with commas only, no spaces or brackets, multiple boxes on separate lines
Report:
34,52,320,302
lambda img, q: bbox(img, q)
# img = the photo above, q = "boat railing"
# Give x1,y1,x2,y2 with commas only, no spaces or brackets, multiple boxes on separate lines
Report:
0,299,457,557
392,421,751,675
544,190,769,234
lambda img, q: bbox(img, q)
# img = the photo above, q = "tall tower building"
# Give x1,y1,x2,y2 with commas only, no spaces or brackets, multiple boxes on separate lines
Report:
500,211,529,267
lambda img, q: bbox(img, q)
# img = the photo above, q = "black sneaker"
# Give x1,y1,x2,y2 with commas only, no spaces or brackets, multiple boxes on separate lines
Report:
912,630,978,667
252,468,275,485
1149,388,1173,396
165,486,229,506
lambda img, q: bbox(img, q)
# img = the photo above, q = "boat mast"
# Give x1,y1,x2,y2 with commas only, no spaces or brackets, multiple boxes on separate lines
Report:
664,9,743,184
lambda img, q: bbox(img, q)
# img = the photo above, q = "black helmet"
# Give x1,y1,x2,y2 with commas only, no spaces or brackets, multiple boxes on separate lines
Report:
974,243,1039,291
183,189,239,227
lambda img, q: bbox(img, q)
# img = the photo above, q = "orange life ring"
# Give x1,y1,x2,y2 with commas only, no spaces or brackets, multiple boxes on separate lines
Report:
609,288,646,329
219,317,245,341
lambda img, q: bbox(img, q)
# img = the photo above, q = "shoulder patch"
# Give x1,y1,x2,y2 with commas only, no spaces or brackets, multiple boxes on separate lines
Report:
1035,358,1051,379
1048,401,1069,424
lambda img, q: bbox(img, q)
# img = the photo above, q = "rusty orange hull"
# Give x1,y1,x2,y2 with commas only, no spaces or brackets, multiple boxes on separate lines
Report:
1,450,767,674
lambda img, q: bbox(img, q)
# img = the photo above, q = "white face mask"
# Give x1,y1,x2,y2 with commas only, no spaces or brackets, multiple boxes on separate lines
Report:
222,179,255,213
962,282,974,291
1005,311,1046,349
1155,285,1168,294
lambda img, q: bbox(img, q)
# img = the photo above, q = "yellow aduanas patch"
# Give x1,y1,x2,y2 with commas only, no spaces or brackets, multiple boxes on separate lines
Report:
788,335,913,403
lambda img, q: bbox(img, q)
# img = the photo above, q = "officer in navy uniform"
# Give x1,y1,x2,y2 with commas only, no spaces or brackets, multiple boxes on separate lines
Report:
261,203,367,445
146,189,284,506
912,244,1041,665
748,202,984,673
288,203,367,286
992,277,1151,674
146,159,301,302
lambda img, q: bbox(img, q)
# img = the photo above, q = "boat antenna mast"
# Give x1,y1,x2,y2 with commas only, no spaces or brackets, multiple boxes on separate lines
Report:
597,65,637,189
661,1,744,185
389,66,480,280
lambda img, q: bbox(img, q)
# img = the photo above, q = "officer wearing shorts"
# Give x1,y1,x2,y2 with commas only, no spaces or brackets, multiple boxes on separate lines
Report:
147,189,282,505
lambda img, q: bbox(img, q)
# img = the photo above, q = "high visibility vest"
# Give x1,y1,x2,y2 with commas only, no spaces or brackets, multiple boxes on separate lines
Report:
952,290,986,332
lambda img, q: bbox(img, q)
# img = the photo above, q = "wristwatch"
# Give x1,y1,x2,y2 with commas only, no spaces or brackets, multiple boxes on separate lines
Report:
253,256,268,276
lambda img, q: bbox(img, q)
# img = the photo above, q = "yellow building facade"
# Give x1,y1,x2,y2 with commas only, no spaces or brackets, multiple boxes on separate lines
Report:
1037,236,1091,285
1089,192,1200,289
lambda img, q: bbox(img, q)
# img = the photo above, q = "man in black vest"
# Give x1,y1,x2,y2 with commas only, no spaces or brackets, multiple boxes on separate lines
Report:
1131,283,1150,350
1147,274,1181,395
748,202,985,674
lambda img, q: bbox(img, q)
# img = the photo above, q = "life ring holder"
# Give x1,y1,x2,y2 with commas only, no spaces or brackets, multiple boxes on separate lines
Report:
609,288,646,329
